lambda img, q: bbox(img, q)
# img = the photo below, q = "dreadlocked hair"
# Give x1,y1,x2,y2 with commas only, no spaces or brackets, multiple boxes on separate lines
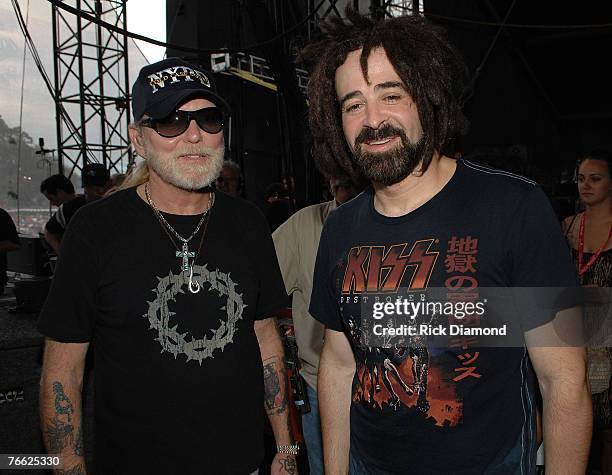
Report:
301,9,469,180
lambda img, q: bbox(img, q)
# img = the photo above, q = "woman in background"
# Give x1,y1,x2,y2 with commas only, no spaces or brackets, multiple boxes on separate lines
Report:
563,150,612,473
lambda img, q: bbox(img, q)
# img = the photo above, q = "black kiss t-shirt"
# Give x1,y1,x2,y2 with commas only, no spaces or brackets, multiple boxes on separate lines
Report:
310,159,579,474
39,187,288,475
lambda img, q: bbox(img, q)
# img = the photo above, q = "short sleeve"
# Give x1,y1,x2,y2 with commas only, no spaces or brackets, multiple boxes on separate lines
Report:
45,197,86,236
272,216,299,295
507,185,580,330
248,210,290,319
38,214,97,342
309,221,344,331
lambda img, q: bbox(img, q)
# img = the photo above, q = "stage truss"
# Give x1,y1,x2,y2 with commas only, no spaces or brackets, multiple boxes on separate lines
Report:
51,0,132,177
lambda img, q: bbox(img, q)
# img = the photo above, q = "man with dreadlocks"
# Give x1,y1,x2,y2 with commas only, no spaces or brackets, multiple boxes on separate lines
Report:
304,10,591,474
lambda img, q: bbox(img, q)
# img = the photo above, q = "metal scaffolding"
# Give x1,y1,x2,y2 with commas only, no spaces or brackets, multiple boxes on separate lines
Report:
214,0,421,92
307,0,365,38
304,0,422,40
51,0,132,177
385,0,423,17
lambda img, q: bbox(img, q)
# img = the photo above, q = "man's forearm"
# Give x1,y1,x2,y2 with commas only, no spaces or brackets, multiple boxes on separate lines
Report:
256,318,293,445
259,321,298,474
263,353,293,445
40,376,86,474
541,380,592,472
318,348,354,475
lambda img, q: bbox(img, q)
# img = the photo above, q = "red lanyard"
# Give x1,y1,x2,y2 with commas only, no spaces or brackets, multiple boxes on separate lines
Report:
578,212,612,277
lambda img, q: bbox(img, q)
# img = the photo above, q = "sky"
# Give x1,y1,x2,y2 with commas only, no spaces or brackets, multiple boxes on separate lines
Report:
0,0,167,213
0,0,167,149
127,0,167,64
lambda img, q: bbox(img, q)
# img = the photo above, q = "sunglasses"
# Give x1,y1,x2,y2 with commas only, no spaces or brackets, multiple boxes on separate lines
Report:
141,107,224,138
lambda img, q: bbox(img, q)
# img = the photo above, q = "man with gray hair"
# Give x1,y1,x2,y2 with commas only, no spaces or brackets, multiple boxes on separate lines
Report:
38,58,297,474
216,159,242,197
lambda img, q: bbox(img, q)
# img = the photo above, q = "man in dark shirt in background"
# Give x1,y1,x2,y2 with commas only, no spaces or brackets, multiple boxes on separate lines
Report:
40,174,76,207
264,182,292,232
43,164,110,254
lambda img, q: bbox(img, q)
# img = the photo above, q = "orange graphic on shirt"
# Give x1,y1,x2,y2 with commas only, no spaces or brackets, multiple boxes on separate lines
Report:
342,240,439,294
353,355,463,427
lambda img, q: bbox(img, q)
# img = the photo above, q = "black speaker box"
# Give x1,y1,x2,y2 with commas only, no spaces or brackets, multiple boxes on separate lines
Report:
0,345,46,474
0,311,94,473
11,278,52,314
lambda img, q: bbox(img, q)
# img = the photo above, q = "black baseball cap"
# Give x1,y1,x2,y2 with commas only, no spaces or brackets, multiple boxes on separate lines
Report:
131,58,230,121
82,163,110,187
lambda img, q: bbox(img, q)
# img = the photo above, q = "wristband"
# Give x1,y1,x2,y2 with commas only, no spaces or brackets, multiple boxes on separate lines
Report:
277,444,299,455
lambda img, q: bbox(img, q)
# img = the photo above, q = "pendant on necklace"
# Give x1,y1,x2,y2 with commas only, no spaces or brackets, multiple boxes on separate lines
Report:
188,266,201,294
177,241,195,273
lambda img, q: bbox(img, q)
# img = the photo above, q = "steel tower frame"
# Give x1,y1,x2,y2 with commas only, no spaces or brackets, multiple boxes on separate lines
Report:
384,0,423,17
306,0,421,37
51,0,132,177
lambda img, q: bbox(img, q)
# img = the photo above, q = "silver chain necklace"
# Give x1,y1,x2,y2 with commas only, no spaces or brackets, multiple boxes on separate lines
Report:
145,183,214,293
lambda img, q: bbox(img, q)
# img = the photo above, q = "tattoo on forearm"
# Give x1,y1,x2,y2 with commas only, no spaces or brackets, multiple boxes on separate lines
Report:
263,357,288,413
44,417,73,453
278,456,297,474
263,360,281,410
44,381,83,458
53,382,74,420
56,463,86,475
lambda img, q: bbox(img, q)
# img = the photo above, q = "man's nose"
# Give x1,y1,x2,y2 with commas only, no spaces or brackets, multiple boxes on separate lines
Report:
183,118,204,143
363,103,386,129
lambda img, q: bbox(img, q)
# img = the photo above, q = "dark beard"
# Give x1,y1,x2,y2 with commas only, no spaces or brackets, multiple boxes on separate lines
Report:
353,123,426,186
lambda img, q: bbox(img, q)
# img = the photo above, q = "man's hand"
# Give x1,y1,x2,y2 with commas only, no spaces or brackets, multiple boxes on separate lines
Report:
271,453,298,475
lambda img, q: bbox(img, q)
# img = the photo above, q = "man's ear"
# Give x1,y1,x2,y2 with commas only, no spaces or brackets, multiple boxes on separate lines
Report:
128,125,146,158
